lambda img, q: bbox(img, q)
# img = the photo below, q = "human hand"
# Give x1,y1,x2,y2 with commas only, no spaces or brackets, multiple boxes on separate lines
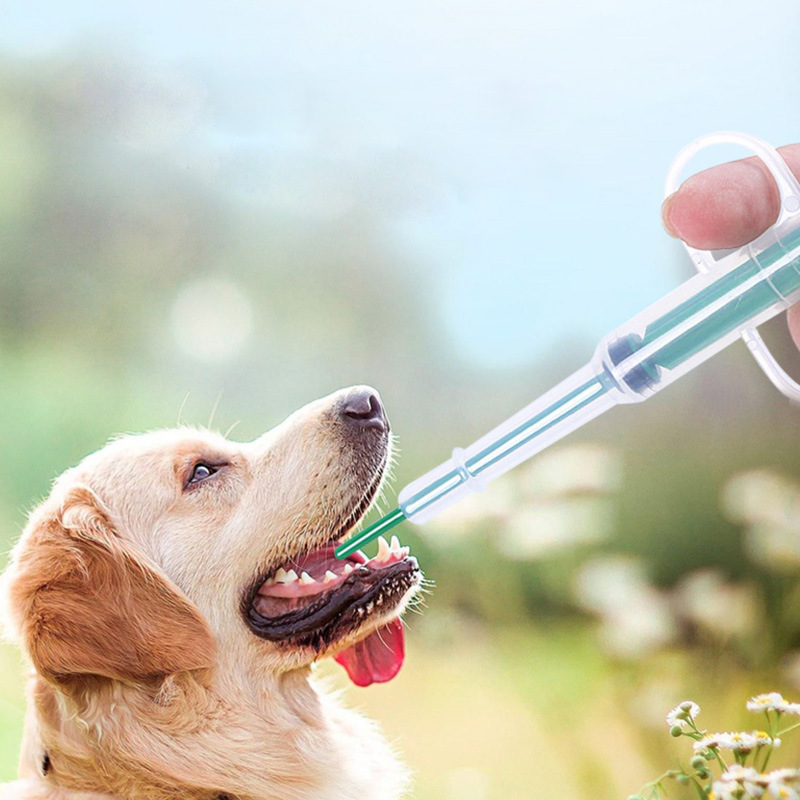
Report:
661,144,800,349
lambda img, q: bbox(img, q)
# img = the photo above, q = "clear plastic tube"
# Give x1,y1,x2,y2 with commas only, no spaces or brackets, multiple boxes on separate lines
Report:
398,366,617,523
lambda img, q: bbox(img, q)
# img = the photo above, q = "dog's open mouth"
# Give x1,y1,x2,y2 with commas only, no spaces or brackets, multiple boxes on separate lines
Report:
246,536,419,686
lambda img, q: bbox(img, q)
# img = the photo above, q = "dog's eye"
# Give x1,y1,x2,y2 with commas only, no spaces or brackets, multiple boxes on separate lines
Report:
187,462,217,486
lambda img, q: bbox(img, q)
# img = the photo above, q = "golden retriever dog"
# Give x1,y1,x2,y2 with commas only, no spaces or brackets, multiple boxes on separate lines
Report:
0,386,422,800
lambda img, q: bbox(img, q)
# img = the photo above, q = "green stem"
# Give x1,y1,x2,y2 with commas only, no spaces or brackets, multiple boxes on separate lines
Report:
777,719,800,736
637,771,675,799
761,746,774,773
712,750,729,773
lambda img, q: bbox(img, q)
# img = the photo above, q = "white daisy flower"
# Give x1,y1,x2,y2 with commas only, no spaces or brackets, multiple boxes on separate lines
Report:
723,766,766,797
666,700,701,729
768,781,798,800
695,733,724,752
717,732,756,751
713,779,744,800
748,693,800,716
766,771,800,785
723,766,761,781
694,731,777,753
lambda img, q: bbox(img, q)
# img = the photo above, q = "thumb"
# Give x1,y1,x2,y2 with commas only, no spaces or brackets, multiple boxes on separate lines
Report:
661,144,800,251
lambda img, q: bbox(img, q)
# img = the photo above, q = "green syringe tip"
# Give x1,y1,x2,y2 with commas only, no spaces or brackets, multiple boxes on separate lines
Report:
335,507,407,559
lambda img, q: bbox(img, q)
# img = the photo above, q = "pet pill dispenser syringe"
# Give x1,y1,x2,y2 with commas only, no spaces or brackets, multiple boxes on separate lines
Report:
336,132,800,560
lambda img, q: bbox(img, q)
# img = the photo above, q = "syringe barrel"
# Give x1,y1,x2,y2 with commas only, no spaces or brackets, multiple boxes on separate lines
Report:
399,215,800,527
597,221,800,401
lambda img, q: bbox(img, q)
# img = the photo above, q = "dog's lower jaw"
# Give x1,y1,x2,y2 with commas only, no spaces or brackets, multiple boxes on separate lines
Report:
12,671,410,800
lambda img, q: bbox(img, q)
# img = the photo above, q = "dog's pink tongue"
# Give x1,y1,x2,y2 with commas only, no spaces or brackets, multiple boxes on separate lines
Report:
334,619,405,687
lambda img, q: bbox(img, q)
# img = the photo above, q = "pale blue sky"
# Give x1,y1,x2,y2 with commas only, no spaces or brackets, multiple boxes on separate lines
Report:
4,0,800,368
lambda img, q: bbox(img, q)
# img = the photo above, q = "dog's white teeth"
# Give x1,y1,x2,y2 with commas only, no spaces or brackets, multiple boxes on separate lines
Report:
299,571,316,585
377,596,383,605
390,535,402,553
366,602,374,613
377,535,392,563
343,564,354,574
324,570,338,583
274,567,299,584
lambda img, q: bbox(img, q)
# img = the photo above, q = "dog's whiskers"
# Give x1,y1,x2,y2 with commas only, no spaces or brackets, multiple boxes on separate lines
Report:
208,392,224,431
223,420,241,439
176,391,191,426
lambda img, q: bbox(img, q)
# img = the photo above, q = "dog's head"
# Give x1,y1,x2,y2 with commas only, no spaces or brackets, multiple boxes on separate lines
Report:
2,386,420,690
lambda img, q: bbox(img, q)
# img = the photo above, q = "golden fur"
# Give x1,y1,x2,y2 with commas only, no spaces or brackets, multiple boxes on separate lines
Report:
0,387,413,799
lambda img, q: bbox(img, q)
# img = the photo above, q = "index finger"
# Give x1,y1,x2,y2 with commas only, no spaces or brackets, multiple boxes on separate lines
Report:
661,143,800,251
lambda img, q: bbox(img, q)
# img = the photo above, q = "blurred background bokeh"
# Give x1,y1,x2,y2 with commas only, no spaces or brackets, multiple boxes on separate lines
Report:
2,1,800,797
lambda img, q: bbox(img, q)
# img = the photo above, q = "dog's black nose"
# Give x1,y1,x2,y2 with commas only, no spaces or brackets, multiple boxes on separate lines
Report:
339,388,388,432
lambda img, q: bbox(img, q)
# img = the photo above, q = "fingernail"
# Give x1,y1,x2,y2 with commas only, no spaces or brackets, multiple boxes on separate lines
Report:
661,192,680,239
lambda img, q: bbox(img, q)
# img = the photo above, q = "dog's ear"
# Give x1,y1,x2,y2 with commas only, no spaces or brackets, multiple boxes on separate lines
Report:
4,486,216,684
